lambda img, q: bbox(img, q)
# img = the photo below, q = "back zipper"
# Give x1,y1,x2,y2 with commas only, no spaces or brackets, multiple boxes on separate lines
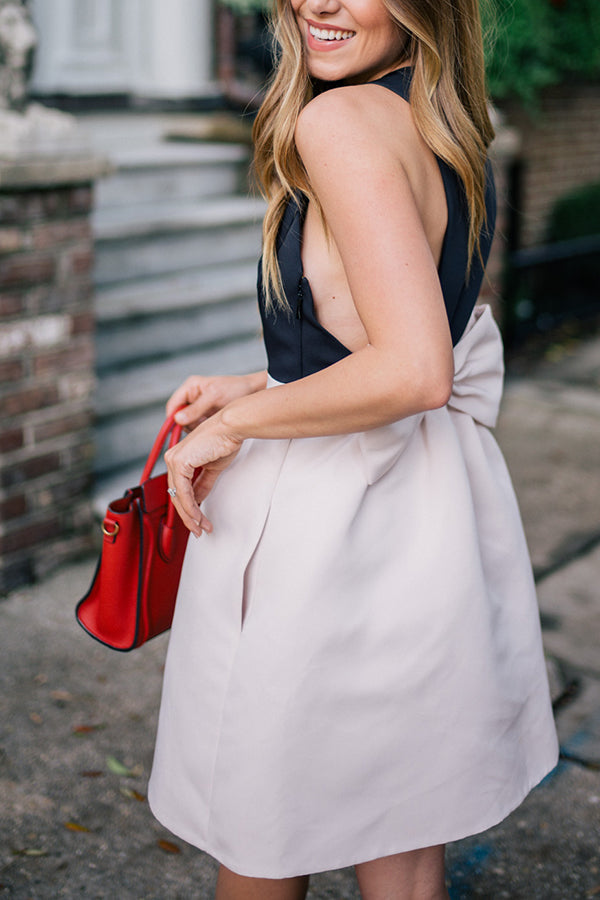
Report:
296,277,304,319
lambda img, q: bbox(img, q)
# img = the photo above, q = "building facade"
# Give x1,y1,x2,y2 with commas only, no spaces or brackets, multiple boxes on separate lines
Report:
30,0,217,104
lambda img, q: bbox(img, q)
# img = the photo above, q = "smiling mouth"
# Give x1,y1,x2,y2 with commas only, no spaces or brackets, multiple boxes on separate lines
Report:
308,24,356,41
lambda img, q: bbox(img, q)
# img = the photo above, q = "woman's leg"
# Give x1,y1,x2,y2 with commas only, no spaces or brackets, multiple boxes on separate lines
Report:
215,866,309,900
355,845,448,900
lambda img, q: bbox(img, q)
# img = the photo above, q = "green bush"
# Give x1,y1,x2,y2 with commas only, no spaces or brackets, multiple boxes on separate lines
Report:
482,0,600,104
545,181,600,241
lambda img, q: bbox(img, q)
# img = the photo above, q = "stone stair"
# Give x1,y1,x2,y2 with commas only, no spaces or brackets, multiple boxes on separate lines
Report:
89,125,266,508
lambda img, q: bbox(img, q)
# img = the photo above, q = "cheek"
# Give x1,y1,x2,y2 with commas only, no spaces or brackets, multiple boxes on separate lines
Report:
374,19,404,55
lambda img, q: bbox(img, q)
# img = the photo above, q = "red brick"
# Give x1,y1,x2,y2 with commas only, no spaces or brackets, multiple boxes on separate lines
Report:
33,411,91,442
33,473,91,506
0,357,25,382
30,281,93,315
67,248,94,276
0,293,24,316
0,516,61,555
68,186,93,213
32,219,91,250
37,191,63,219
71,311,95,334
0,452,62,489
32,340,94,377
0,254,56,289
0,227,26,252
0,427,24,453
0,189,83,225
504,81,600,247
0,384,59,417
0,494,27,521
62,440,94,468
0,194,24,224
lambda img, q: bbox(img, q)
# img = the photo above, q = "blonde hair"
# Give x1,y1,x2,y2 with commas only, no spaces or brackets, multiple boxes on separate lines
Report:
252,0,495,312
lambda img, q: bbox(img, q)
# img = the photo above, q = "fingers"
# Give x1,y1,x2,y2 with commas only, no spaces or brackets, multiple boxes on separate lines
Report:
174,398,209,429
166,458,204,536
166,376,206,421
166,377,217,430
164,413,242,536
192,467,222,507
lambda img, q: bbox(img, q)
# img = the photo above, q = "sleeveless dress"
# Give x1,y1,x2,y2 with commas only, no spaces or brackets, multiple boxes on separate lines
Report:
148,67,558,879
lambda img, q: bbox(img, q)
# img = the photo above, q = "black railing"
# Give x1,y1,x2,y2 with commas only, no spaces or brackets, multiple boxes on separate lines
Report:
504,233,600,345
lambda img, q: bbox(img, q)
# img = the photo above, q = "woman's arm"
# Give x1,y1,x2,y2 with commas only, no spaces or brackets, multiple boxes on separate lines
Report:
166,86,454,535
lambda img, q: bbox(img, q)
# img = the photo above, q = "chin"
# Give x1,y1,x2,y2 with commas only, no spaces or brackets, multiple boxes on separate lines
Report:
307,58,365,84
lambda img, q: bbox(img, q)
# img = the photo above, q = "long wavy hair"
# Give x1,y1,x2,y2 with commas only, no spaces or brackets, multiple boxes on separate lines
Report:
252,0,495,313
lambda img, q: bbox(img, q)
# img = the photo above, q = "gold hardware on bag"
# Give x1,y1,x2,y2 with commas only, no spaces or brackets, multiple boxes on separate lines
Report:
101,520,120,538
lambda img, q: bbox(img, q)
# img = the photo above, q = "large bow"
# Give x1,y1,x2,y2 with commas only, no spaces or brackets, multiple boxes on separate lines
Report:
358,304,504,484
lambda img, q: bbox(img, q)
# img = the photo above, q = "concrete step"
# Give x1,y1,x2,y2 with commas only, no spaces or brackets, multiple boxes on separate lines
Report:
93,196,265,286
94,259,261,372
94,334,267,476
95,142,251,210
95,259,259,322
95,294,261,371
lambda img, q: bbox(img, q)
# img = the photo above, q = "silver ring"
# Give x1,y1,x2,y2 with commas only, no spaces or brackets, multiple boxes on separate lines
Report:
167,487,177,499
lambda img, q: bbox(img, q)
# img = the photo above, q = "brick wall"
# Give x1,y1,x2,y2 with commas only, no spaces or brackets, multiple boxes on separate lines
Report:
0,181,98,594
503,81,600,248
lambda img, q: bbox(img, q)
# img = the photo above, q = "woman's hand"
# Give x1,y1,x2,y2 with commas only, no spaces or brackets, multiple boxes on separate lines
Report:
165,411,244,537
166,371,267,431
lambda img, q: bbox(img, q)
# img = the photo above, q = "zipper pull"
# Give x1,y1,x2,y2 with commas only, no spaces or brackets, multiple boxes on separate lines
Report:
296,278,303,320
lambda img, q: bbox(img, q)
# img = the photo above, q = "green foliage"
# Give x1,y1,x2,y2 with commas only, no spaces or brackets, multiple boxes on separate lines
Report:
483,0,600,103
545,181,600,241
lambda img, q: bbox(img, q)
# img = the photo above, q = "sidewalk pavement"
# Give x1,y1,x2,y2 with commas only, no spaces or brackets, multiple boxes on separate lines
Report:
2,332,600,899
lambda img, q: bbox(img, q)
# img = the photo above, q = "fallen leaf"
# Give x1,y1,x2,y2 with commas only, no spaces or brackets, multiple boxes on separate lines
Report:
587,887,600,897
106,755,142,777
120,787,146,802
73,724,105,736
80,770,104,778
51,690,73,702
33,673,48,685
64,821,91,833
29,712,43,725
12,848,48,857
157,839,181,854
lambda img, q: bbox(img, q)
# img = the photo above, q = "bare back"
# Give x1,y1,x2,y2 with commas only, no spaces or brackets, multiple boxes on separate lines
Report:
300,80,448,352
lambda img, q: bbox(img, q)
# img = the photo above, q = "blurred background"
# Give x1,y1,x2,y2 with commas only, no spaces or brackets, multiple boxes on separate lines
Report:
1,0,599,592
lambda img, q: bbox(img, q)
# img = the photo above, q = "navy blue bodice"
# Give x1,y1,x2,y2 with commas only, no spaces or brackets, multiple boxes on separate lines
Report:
257,66,497,384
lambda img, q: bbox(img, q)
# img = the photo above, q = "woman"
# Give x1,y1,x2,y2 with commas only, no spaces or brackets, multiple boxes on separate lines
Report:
148,0,559,896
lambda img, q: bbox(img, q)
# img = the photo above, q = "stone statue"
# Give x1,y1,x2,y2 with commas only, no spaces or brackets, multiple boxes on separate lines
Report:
0,0,90,162
0,0,37,112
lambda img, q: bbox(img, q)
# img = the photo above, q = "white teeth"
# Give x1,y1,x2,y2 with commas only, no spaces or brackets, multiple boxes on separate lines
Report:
309,24,354,41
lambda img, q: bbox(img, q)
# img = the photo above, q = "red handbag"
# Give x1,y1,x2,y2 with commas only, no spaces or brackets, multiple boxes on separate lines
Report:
76,411,190,651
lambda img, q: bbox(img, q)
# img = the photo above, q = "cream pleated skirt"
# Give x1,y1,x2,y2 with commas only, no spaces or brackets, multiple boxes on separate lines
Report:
148,305,558,878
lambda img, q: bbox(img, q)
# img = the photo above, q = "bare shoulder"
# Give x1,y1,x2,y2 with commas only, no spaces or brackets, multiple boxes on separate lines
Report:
295,82,417,169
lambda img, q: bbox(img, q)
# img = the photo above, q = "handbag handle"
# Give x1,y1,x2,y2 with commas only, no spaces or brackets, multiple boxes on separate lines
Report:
140,406,186,484
141,407,193,559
